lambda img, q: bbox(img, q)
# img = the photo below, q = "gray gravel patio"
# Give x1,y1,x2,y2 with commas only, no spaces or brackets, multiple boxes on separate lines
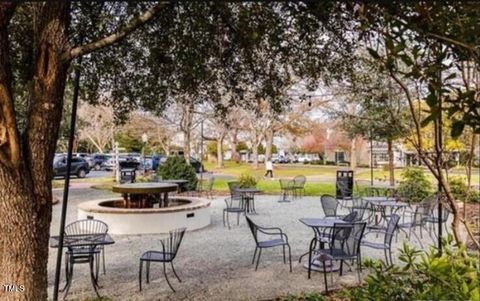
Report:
48,188,438,301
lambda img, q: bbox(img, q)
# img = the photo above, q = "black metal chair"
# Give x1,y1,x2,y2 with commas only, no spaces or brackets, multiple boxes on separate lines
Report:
62,219,109,297
196,177,214,198
320,194,340,218
397,203,431,248
308,222,366,293
245,216,292,272
139,228,186,292
228,181,242,200
223,197,246,229
279,179,295,202
293,175,306,197
361,214,400,265
342,211,358,222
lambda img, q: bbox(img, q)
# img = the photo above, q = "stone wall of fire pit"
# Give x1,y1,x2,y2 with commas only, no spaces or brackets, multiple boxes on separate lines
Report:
77,196,211,235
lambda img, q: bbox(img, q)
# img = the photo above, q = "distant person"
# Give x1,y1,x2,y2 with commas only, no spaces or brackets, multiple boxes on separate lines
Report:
265,159,273,178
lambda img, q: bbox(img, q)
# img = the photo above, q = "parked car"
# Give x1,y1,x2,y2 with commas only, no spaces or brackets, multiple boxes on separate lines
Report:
91,154,111,171
73,153,94,169
297,156,311,163
53,155,90,178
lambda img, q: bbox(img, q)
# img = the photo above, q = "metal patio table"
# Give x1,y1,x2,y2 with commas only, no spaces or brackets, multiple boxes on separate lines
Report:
235,188,262,214
50,233,115,299
112,182,178,208
299,218,346,272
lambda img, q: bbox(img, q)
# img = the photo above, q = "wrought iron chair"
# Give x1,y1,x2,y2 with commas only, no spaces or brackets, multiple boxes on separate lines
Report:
279,179,295,202
196,177,215,198
320,194,340,218
308,222,366,293
223,197,246,229
397,203,431,248
361,214,400,265
425,199,451,241
228,181,242,201
62,219,109,297
293,175,306,197
139,227,186,292
246,216,292,272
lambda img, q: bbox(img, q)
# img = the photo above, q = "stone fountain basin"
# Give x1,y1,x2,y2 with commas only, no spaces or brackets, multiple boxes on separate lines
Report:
77,196,211,235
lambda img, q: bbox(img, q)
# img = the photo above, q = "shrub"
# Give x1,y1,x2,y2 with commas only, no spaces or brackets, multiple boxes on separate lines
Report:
157,156,198,191
449,176,468,201
343,238,479,301
467,190,480,203
238,173,258,188
396,167,431,202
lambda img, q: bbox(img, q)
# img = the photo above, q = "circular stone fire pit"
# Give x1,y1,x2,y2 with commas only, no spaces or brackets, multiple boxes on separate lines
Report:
77,196,211,235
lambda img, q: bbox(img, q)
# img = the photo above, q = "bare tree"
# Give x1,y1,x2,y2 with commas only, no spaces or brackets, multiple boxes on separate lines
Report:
77,103,115,153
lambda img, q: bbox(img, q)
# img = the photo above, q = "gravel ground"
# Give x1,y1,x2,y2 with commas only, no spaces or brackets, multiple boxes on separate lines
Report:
48,188,439,301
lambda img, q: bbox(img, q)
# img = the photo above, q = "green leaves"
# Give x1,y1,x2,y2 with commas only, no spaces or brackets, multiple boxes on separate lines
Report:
451,119,465,138
346,239,480,301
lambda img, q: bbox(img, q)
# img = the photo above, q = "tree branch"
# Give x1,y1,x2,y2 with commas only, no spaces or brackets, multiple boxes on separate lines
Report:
66,2,167,60
0,3,21,168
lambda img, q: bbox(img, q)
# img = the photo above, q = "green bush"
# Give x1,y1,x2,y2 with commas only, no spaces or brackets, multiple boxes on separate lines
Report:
157,156,198,191
238,173,257,188
343,238,479,301
467,190,480,203
396,167,432,202
449,176,468,201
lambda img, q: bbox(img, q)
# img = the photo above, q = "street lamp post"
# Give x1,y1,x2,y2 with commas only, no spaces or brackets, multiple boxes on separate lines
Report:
142,133,148,174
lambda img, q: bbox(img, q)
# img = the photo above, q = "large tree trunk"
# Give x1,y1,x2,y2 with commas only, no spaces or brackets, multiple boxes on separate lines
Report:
216,137,224,168
230,130,240,163
252,144,259,169
350,136,357,170
387,138,395,185
0,3,70,301
265,128,274,161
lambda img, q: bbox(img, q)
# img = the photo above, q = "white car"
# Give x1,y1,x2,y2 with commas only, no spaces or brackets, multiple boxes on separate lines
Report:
297,156,311,163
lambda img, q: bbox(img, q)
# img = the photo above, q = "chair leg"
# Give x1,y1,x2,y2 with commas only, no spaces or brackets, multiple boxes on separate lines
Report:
255,249,262,271
384,249,389,265
102,248,106,275
163,261,175,292
323,260,328,293
222,210,225,227
60,253,69,292
63,256,75,299
226,212,231,230
139,260,143,291
288,244,292,272
146,261,150,284
237,212,240,225
388,248,393,265
283,245,286,264
339,260,344,276
252,247,258,264
171,261,182,282
89,257,101,298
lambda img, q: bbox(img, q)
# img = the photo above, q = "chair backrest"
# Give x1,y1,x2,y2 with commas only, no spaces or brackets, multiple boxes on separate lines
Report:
337,181,353,198
228,181,241,199
65,219,108,236
206,177,215,191
224,197,243,210
412,203,431,226
245,216,259,244
384,214,400,246
164,227,186,259
293,175,306,188
320,194,339,217
279,179,294,190
351,202,368,221
331,222,366,258
342,211,358,222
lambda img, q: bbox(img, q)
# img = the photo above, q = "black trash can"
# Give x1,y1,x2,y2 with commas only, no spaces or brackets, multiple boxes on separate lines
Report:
336,170,354,200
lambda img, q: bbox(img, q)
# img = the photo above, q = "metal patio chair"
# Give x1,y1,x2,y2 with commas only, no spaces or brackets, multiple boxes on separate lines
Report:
361,214,400,265
139,228,186,292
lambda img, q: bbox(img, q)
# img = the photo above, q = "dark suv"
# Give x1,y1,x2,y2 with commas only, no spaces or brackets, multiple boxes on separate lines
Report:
53,155,90,178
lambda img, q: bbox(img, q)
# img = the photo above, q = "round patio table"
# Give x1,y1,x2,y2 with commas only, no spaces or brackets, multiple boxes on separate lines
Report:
366,198,408,225
299,218,346,272
112,183,178,208
235,188,262,214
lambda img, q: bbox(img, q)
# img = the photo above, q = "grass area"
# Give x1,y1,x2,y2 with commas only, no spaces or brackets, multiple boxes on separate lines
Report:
52,176,114,189
212,178,335,196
